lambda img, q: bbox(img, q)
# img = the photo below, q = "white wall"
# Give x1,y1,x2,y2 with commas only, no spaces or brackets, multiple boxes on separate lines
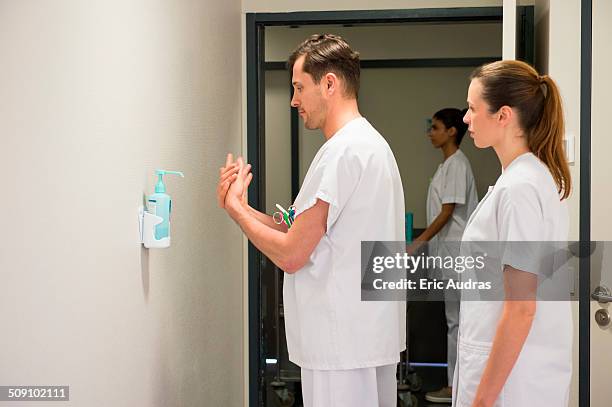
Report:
546,0,581,241
588,0,610,242
589,0,612,404
0,1,243,406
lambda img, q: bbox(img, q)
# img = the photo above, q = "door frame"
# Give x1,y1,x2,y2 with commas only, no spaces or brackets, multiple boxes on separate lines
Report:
246,6,545,407
579,0,592,406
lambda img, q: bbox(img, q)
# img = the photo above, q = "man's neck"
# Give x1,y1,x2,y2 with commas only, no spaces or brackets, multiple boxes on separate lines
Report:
321,99,361,140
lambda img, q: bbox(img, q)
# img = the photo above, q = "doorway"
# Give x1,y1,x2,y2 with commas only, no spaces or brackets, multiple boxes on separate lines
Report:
246,7,535,406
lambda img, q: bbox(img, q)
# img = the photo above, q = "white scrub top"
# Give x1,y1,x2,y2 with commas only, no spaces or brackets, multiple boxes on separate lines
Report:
283,117,407,370
452,152,572,407
426,149,478,278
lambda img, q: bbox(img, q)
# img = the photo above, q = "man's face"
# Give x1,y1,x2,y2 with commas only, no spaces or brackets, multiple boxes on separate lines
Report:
290,55,327,130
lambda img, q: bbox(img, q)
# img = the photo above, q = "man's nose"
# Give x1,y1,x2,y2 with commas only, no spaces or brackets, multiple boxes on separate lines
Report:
290,95,299,108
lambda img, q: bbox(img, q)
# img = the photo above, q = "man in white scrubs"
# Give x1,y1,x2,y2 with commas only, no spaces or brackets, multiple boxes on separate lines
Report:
217,34,406,406
413,109,478,404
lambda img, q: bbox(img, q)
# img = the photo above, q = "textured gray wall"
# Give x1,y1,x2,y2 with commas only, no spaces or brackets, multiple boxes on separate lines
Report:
0,1,243,406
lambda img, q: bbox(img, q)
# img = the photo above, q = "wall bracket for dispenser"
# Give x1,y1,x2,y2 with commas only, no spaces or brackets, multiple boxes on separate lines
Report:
138,206,171,248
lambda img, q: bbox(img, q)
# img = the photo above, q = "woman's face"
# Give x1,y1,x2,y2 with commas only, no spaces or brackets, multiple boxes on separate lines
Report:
428,118,454,148
464,78,502,148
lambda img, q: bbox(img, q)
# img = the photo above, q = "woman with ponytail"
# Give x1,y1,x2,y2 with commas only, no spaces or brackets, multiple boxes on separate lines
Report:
453,60,572,407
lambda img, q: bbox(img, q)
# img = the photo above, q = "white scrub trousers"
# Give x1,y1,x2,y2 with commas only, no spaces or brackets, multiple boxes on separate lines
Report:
445,286,460,385
300,364,397,407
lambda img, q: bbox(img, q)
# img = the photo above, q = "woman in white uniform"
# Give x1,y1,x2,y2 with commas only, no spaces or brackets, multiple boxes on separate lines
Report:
414,108,478,404
453,60,572,407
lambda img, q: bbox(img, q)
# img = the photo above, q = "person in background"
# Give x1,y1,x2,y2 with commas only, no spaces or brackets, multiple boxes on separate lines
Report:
414,108,478,404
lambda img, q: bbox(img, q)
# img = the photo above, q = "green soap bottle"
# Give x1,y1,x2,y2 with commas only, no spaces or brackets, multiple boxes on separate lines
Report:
147,170,184,240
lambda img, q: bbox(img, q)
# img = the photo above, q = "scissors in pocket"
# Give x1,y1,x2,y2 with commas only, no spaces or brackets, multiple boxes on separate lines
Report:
273,204,296,228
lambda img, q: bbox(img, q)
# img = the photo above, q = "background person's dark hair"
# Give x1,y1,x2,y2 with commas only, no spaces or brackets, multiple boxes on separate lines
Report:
433,108,469,145
287,34,360,98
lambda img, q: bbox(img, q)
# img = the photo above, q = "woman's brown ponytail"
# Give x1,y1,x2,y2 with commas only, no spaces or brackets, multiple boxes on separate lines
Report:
529,75,571,199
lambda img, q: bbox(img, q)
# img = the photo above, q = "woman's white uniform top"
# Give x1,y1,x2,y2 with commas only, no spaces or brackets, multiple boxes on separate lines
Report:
284,117,407,370
426,149,478,278
452,152,572,407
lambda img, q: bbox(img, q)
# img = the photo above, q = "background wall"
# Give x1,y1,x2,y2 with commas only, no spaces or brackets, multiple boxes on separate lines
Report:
589,0,612,404
264,70,293,215
0,1,243,406
533,2,581,236
265,24,502,227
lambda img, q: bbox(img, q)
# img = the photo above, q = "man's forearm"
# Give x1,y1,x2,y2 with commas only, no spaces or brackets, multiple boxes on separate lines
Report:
246,205,288,232
228,202,294,271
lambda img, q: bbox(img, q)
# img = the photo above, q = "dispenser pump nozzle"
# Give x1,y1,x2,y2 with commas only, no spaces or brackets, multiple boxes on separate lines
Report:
155,170,185,193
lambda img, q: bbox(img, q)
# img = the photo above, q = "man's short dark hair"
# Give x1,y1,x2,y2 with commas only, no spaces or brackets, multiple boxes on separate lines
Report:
288,34,360,98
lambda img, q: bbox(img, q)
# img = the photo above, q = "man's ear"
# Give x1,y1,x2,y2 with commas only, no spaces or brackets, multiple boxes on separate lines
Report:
323,72,338,96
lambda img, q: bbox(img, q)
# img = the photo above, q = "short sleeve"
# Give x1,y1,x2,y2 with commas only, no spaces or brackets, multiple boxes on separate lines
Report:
293,146,360,231
440,158,468,205
497,183,546,275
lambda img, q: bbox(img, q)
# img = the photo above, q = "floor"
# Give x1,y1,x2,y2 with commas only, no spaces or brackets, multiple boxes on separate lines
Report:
410,366,451,407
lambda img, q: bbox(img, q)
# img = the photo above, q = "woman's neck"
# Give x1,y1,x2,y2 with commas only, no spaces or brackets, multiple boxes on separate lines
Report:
441,142,458,160
494,132,530,169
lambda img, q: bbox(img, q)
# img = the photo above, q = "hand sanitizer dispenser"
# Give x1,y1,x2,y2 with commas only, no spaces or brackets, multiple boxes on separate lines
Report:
139,169,184,248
